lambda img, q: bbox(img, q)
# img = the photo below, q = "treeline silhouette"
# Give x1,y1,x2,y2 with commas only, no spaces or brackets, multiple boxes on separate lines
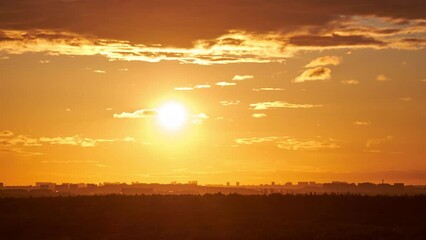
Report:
0,194,425,239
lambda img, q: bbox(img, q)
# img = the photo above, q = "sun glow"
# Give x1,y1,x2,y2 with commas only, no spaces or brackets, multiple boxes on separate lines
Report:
157,102,187,130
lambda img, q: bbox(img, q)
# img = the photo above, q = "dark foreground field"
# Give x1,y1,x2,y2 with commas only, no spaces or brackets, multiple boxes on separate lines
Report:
1,194,425,240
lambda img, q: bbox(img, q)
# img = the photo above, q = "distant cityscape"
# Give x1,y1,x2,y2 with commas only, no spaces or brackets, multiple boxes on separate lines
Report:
1,181,425,197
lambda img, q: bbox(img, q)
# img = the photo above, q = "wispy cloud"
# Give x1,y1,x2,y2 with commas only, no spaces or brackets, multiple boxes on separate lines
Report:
0,134,135,156
294,67,332,83
366,135,393,152
195,84,211,89
39,136,133,147
220,101,240,106
341,79,360,85
0,135,41,147
235,136,340,151
353,121,371,126
376,74,390,81
174,87,194,91
252,88,284,91
399,97,412,102
0,30,292,65
216,81,236,87
174,84,211,91
113,109,157,119
192,113,209,125
0,130,14,137
235,137,280,145
252,113,267,118
276,138,340,151
232,75,254,81
0,148,42,157
250,101,323,110
305,56,341,68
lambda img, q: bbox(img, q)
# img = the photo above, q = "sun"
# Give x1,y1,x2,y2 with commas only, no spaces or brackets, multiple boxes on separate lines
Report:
157,102,187,130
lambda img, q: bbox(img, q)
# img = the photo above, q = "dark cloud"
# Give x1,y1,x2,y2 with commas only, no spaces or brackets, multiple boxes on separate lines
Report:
289,34,385,47
0,0,424,47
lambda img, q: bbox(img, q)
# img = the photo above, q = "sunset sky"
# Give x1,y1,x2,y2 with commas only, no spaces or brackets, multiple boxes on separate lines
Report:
1,0,425,185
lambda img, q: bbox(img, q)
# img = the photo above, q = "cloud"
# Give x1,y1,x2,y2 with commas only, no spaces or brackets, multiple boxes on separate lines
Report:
0,130,13,137
174,87,194,91
399,97,412,102
232,75,254,81
3,0,424,46
216,81,236,87
192,113,209,125
289,34,385,47
252,88,284,91
39,136,135,147
93,70,106,73
252,113,267,118
342,79,360,85
294,67,332,83
41,160,100,164
113,109,157,119
235,136,340,151
305,56,341,68
0,148,43,157
276,138,340,151
0,29,292,65
250,101,322,110
353,121,371,126
195,84,211,89
0,135,41,147
366,135,393,152
376,74,390,81
220,101,240,106
174,84,211,91
235,137,280,145
0,134,135,156
0,2,424,64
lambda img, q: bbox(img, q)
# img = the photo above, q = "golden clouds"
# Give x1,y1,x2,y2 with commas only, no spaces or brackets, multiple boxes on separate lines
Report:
220,101,240,106
0,133,135,156
294,67,332,83
250,101,323,110
1,22,425,65
113,109,157,119
216,82,236,87
366,136,393,152
276,138,340,151
252,113,267,118
192,113,209,125
235,136,340,151
0,130,13,137
175,85,211,91
232,75,254,81
252,88,284,91
353,121,371,126
305,56,341,68
342,80,360,85
398,97,412,102
0,30,292,65
376,74,390,81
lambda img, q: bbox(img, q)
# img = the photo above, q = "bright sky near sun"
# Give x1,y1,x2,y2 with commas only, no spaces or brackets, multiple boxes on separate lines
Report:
0,0,426,185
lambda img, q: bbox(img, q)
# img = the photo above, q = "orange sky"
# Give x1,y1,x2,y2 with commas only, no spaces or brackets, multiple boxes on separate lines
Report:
1,0,425,185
